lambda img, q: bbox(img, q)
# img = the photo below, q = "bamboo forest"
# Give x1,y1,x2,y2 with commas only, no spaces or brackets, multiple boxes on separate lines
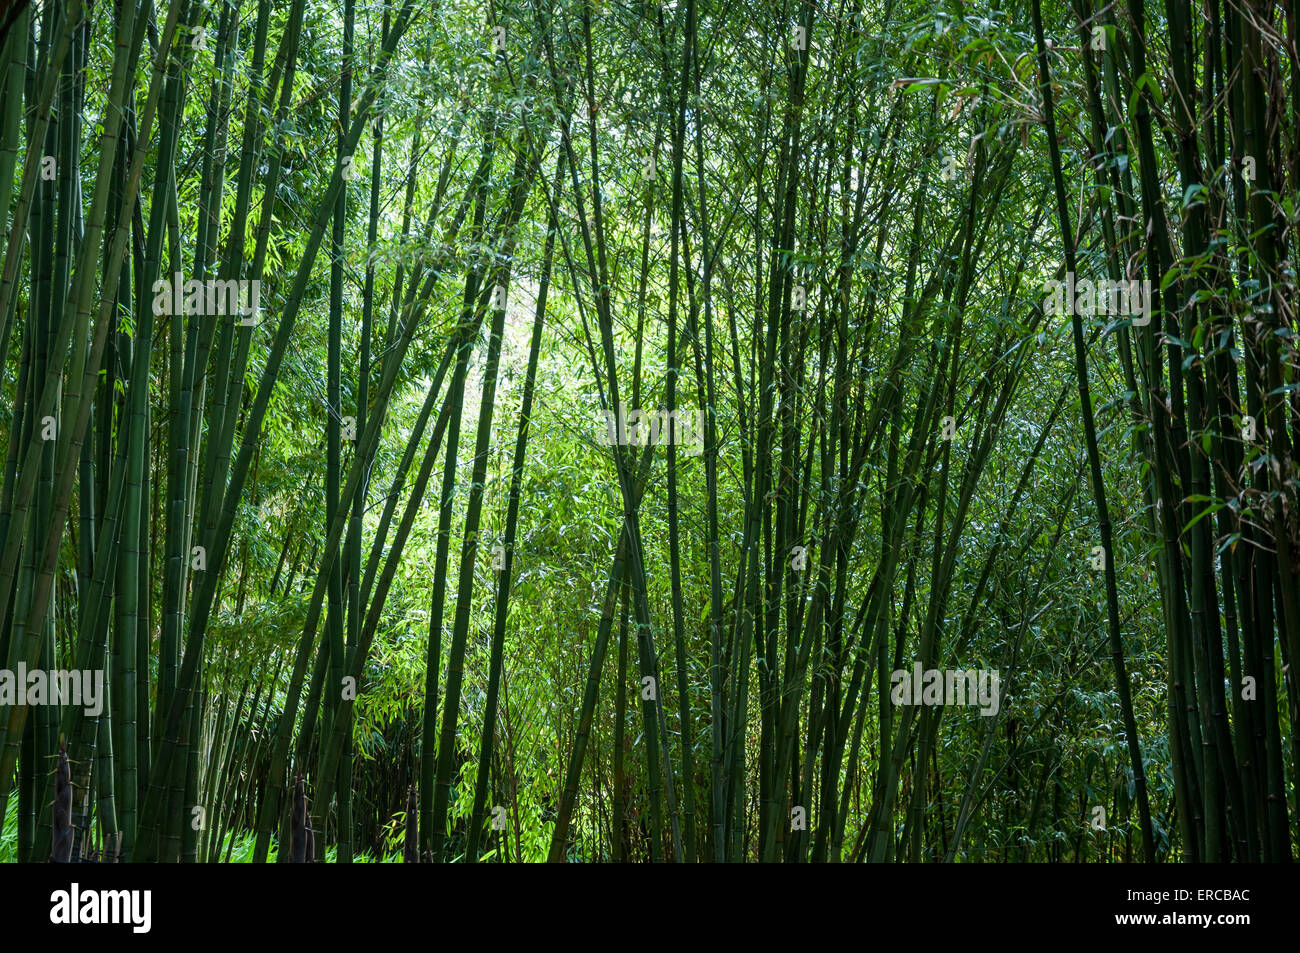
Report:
0,0,1296,869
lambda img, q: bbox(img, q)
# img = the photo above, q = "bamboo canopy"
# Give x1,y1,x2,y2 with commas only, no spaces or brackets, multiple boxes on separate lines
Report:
0,0,1295,864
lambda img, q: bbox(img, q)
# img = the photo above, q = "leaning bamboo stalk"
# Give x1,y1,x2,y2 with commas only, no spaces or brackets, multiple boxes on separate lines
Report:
1032,0,1155,861
467,148,566,862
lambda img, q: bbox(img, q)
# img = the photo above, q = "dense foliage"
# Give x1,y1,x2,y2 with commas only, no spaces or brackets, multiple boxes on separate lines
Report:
0,0,1296,862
